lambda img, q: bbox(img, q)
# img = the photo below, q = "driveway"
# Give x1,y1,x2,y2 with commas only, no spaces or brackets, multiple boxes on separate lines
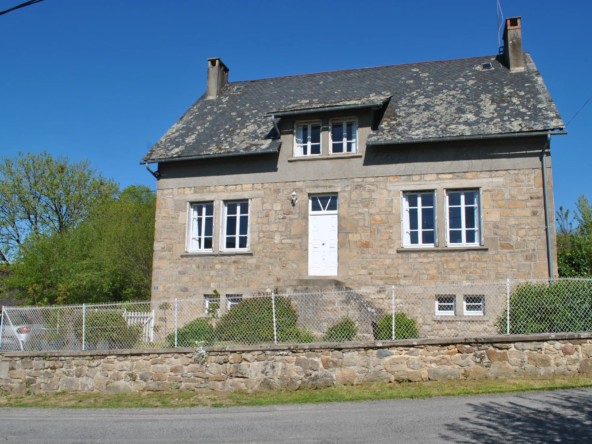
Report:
1,388,591,443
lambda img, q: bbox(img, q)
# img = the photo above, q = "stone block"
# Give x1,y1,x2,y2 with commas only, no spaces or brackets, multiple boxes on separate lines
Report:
581,344,592,358
59,376,79,391
428,366,462,381
384,356,408,373
488,362,514,379
300,371,334,389
486,350,508,362
515,342,543,351
335,368,356,385
146,382,169,391
229,354,243,364
392,369,428,382
562,344,576,356
376,350,393,359
132,360,151,372
0,361,9,379
321,357,341,369
457,345,475,354
527,352,552,368
105,381,132,394
464,366,487,380
508,350,525,367
579,359,592,374
152,365,169,373
295,357,320,372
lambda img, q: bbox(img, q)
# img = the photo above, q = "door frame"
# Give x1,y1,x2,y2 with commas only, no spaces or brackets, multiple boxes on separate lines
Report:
308,194,339,276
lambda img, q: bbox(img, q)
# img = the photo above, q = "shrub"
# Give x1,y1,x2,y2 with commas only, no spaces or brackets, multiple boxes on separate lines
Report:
167,318,215,347
278,326,317,344
495,281,592,334
324,316,358,342
374,313,419,340
214,296,298,344
77,311,142,349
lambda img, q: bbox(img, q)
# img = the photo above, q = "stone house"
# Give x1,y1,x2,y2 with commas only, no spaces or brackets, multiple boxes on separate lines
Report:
142,17,565,309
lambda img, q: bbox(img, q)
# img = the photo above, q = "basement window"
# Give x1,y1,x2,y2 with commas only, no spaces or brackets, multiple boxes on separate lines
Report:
463,295,484,316
435,295,455,316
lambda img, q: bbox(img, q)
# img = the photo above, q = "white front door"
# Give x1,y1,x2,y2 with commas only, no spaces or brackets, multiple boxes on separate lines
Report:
308,195,338,276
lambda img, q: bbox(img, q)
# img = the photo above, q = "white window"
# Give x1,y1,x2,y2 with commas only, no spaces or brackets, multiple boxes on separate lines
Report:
188,202,214,251
227,294,242,310
463,295,484,316
295,122,321,156
204,294,220,316
403,192,436,247
446,190,481,246
222,201,250,251
331,120,357,154
435,295,455,316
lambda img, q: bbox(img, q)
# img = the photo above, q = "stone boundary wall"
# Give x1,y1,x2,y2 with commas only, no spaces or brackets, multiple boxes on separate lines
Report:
2,333,592,395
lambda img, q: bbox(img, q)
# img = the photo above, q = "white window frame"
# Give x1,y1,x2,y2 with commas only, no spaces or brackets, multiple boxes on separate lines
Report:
294,121,322,157
330,119,358,154
309,194,339,215
226,294,243,310
187,202,214,252
204,294,221,316
435,295,456,316
402,191,436,248
221,200,251,252
445,189,481,247
463,295,484,316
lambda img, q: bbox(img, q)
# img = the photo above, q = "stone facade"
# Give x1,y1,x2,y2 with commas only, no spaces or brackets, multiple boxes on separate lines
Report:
1,333,590,395
152,166,556,301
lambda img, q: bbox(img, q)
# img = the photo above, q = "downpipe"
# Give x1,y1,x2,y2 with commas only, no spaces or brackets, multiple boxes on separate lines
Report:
542,134,553,279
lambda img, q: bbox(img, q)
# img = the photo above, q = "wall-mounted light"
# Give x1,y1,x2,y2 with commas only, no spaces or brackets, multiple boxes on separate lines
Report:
291,192,298,207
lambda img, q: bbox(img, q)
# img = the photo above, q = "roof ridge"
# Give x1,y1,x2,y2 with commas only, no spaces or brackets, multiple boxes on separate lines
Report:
228,54,500,85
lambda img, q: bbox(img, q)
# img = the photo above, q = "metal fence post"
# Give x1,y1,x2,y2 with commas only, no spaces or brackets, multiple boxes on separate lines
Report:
271,292,278,345
82,304,86,351
0,307,4,350
174,298,178,348
506,278,510,335
391,285,395,341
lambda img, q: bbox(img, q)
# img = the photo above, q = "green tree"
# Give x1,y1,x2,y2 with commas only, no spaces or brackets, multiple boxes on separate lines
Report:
4,185,155,305
0,151,117,264
556,195,592,277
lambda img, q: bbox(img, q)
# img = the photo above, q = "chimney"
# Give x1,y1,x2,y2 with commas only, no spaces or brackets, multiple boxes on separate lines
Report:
206,58,229,99
502,17,525,72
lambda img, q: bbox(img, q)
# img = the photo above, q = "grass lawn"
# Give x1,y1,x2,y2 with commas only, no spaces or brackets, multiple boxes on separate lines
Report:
1,377,592,409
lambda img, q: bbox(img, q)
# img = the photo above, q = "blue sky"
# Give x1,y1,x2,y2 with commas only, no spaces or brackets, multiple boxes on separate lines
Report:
1,0,590,215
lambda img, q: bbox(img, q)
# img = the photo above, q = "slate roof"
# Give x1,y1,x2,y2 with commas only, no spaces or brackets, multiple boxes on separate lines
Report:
142,53,564,163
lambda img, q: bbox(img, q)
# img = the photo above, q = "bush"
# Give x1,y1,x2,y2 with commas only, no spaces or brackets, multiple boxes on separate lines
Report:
167,318,215,347
214,296,299,344
374,313,419,340
495,281,592,334
278,326,317,344
324,316,358,342
77,311,142,349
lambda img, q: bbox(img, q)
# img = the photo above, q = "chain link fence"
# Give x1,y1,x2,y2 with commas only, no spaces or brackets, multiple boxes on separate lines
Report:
2,278,592,352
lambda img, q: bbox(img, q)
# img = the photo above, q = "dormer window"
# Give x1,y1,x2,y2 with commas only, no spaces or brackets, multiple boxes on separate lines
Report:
295,122,321,157
331,119,357,154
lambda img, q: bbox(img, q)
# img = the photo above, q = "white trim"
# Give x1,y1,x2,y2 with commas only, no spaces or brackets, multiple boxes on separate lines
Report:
445,189,481,247
309,194,339,215
435,295,456,316
226,294,243,310
463,295,485,316
402,191,436,248
221,199,251,252
329,118,358,154
294,121,322,157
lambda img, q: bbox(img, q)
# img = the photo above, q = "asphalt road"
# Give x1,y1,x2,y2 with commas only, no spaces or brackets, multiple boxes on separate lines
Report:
1,388,591,443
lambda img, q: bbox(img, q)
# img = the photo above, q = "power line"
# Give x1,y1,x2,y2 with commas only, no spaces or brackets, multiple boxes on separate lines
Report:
566,93,592,127
0,0,44,17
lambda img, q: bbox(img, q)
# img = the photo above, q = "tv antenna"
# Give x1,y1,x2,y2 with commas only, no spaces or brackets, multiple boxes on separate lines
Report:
496,0,504,53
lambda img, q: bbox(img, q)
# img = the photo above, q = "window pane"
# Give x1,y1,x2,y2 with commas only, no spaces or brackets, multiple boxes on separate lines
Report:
448,192,461,206
422,207,434,229
410,231,419,244
449,207,461,229
422,230,434,244
346,141,355,153
239,216,248,236
346,122,355,140
204,237,212,249
407,194,418,208
205,217,213,236
197,218,202,237
326,196,338,211
311,198,322,212
301,125,308,143
311,143,321,155
238,236,247,249
296,126,304,144
205,203,213,216
226,237,236,249
465,206,476,229
421,193,434,207
311,124,321,144
239,202,249,215
227,203,237,215
332,142,344,153
449,230,462,243
332,123,343,142
226,216,236,236
466,229,476,244
409,208,418,230
465,191,477,206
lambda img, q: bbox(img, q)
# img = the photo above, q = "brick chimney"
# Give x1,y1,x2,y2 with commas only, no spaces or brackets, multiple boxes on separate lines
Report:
502,17,525,72
206,58,229,99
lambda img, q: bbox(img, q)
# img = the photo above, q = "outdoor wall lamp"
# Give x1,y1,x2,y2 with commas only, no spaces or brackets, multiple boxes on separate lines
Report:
291,192,298,207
